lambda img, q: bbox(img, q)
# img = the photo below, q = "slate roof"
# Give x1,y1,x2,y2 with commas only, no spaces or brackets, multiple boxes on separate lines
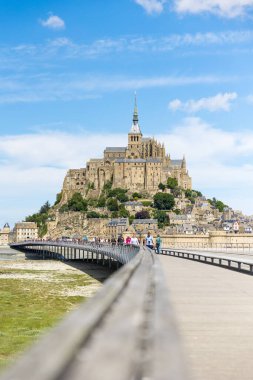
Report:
105,147,126,152
115,158,161,164
170,159,183,166
132,219,158,224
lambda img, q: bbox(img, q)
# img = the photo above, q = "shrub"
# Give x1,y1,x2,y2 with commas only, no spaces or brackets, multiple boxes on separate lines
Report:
97,197,106,207
158,183,166,191
153,210,170,229
119,205,130,218
167,177,178,190
87,211,100,218
107,198,119,211
67,193,88,212
135,210,150,219
153,193,175,210
132,192,142,199
54,192,62,206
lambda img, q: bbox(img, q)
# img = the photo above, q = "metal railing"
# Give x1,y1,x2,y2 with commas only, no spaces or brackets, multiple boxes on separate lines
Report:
1,246,187,380
162,248,253,274
10,240,140,265
166,242,253,252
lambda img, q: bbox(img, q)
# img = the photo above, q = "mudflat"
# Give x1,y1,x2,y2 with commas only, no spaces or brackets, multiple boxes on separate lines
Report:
0,247,111,371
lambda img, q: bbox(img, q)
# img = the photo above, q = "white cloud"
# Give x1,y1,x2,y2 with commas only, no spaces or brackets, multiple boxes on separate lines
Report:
173,0,253,18
0,74,228,104
2,121,253,227
134,0,166,14
40,14,65,30
169,92,238,113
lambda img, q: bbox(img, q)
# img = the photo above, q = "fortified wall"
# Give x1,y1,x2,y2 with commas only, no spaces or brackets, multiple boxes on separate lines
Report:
161,232,253,248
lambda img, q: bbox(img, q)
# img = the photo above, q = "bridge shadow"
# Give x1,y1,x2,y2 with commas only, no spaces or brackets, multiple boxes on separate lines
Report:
25,251,115,283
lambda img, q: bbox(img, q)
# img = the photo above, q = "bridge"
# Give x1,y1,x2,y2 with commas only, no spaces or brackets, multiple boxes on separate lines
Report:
2,242,253,380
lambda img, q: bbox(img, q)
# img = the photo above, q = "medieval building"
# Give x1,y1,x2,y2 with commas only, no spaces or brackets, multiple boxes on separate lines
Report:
61,99,192,202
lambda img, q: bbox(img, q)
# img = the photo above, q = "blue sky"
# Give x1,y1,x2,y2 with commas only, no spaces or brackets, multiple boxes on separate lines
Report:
1,0,253,227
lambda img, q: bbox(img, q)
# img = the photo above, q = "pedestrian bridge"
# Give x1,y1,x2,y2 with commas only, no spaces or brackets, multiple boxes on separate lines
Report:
2,241,253,380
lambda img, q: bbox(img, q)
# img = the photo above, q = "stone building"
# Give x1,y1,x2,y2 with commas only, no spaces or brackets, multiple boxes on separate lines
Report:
61,99,192,203
132,219,158,234
0,223,11,246
106,218,129,238
13,222,38,242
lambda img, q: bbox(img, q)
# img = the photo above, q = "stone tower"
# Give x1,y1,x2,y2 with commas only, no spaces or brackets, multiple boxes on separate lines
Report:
127,96,143,159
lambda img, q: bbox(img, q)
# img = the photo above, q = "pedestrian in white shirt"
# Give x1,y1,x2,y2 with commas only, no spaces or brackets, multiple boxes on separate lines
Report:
130,234,139,246
145,232,154,249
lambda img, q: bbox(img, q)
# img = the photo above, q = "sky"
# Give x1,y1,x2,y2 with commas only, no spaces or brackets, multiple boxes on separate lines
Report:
1,0,253,227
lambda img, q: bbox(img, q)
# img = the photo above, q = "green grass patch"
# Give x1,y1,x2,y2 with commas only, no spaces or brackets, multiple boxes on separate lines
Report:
0,267,97,371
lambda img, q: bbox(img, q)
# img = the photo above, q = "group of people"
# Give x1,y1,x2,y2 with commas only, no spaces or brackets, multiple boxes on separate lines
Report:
118,233,162,254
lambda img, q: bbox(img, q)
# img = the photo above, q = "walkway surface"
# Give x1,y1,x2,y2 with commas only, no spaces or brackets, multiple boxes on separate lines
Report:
159,254,253,380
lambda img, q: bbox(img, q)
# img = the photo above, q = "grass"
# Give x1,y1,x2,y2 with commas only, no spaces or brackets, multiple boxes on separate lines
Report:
0,266,99,371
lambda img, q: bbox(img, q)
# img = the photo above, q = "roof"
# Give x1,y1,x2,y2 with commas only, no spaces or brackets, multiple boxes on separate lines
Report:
115,158,146,163
132,219,158,224
107,218,128,227
115,158,161,164
142,137,152,142
104,147,127,152
125,201,143,206
15,222,37,229
170,159,183,166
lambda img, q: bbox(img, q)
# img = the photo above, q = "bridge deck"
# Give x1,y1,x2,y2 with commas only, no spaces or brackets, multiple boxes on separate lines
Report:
159,254,253,380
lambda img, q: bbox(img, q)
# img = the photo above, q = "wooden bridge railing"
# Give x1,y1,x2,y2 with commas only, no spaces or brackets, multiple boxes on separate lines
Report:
1,244,187,380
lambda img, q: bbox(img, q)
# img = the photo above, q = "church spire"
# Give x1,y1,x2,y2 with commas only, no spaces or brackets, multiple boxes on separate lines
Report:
130,93,142,134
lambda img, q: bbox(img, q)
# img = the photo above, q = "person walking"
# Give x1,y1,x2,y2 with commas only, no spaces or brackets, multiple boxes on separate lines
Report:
155,234,162,254
130,234,139,246
145,232,154,249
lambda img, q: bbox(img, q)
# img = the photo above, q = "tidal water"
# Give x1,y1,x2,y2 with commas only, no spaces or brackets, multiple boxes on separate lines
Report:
0,247,22,261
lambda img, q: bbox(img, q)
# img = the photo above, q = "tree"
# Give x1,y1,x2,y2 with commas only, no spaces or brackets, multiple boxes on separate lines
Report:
158,183,166,191
167,177,178,190
97,197,106,207
39,201,51,214
132,192,142,199
67,193,87,212
107,198,119,211
54,192,62,206
153,193,175,210
119,205,130,218
87,211,100,218
135,210,150,219
153,210,170,229
108,188,129,203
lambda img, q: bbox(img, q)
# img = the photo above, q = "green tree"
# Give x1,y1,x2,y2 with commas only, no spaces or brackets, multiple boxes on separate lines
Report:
87,211,100,218
132,192,142,199
107,198,119,211
167,177,178,190
67,193,87,212
118,205,130,218
153,193,175,210
97,197,106,207
153,210,170,229
54,192,62,206
158,183,166,191
135,210,150,219
39,201,51,214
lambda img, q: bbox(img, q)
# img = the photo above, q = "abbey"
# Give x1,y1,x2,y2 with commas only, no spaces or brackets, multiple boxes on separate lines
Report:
61,100,192,202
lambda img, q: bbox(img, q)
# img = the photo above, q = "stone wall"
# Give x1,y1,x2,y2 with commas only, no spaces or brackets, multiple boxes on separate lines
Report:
161,232,253,248
46,212,109,239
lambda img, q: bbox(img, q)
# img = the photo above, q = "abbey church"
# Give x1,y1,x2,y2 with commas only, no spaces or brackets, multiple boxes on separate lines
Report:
61,99,192,202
